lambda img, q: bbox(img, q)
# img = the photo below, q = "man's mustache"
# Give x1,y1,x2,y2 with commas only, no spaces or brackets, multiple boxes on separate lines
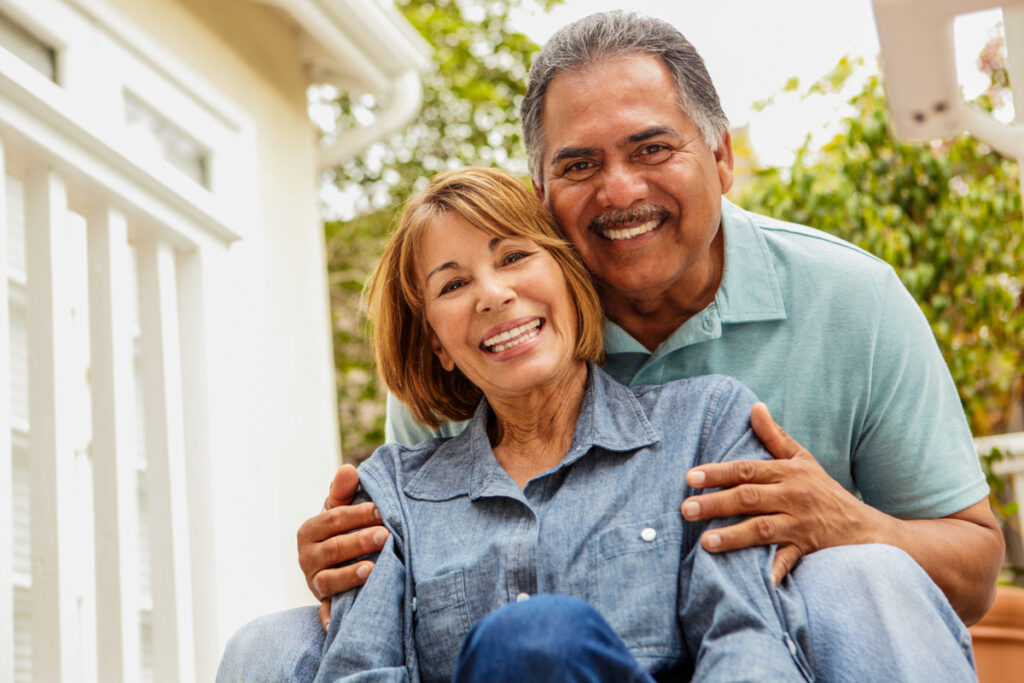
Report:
589,204,671,232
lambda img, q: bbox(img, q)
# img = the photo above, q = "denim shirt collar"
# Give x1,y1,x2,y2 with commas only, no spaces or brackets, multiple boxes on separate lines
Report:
402,364,660,501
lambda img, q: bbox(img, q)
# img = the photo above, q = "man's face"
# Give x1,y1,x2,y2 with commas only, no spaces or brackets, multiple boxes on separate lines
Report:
535,54,734,301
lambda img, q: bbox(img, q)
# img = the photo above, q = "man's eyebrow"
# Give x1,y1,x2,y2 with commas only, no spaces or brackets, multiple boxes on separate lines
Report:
549,127,681,168
550,146,597,167
627,125,679,144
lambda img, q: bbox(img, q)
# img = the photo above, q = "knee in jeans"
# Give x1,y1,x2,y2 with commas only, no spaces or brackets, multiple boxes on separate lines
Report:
469,595,600,660
802,544,927,592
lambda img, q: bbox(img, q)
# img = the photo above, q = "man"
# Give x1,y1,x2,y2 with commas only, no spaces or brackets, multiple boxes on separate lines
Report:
303,11,1002,622
221,10,1000,682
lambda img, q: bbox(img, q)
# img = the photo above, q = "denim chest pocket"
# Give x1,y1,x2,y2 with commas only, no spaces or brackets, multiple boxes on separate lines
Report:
587,511,687,658
413,568,474,682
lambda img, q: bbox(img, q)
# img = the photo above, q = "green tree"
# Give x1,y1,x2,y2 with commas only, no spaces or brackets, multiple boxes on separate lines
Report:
738,50,1024,440
326,0,560,462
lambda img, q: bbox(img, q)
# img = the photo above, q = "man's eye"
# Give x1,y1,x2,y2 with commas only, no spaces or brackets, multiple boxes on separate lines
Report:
638,144,671,162
561,161,598,179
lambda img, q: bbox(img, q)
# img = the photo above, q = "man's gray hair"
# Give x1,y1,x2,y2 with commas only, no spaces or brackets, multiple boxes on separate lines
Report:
521,11,729,184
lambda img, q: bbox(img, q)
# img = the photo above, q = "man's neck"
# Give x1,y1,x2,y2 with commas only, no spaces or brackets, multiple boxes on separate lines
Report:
600,230,725,352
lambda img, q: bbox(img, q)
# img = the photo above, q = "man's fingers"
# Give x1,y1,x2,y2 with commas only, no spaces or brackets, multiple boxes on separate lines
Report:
299,523,389,597
697,514,793,553
750,403,804,460
771,544,804,586
686,458,781,490
313,560,375,605
318,599,332,631
324,464,360,511
683,483,780,521
299,502,382,545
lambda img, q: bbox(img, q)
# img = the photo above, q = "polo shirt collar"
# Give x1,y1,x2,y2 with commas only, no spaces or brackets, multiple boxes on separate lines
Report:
604,197,786,355
402,365,660,502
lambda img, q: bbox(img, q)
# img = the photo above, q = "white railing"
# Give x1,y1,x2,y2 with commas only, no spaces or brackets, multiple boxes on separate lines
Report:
0,126,221,683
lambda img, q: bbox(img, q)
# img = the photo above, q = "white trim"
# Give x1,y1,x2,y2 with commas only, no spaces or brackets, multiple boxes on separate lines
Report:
137,236,196,683
25,162,77,682
61,0,248,131
245,0,432,168
0,57,239,246
88,204,141,683
0,138,14,683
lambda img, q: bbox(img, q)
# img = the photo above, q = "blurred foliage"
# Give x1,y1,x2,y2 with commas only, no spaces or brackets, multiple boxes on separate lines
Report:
737,41,1024,440
326,0,561,462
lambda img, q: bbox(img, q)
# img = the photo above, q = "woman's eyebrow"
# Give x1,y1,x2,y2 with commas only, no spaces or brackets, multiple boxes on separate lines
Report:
425,261,459,284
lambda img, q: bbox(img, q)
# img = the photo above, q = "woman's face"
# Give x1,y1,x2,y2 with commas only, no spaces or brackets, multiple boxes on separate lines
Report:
417,211,581,402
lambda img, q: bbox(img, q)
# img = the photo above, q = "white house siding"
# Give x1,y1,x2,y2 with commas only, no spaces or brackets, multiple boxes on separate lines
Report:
0,0,426,680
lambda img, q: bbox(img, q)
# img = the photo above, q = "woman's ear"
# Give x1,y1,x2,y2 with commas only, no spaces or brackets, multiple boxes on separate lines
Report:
431,333,455,372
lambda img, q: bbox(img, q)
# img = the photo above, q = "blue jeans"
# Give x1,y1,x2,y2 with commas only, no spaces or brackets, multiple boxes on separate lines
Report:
217,545,977,682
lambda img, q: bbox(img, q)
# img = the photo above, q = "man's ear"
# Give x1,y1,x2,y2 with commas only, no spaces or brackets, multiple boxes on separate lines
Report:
715,129,735,195
531,178,545,203
431,333,455,372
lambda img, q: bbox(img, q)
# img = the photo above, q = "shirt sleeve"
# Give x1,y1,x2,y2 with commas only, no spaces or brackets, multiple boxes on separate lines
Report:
314,456,413,682
853,270,988,518
678,377,812,680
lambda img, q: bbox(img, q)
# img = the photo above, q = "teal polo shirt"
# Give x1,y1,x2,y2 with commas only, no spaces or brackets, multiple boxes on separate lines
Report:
386,199,987,519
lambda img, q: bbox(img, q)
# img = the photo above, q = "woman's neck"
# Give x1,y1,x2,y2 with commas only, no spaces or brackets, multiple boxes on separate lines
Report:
487,361,588,488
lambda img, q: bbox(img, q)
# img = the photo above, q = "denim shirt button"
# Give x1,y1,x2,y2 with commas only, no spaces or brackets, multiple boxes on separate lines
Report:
785,635,797,655
640,527,657,542
516,592,530,602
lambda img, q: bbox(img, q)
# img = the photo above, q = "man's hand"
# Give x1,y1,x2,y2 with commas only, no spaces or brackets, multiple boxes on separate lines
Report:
681,402,872,585
297,464,389,629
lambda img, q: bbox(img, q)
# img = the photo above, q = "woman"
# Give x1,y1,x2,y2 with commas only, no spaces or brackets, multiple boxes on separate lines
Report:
314,167,812,682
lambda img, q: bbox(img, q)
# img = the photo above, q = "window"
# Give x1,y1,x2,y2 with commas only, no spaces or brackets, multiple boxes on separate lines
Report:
0,11,56,81
124,91,210,189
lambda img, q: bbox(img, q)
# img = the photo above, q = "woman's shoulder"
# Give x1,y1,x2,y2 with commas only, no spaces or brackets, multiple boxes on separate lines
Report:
625,373,759,429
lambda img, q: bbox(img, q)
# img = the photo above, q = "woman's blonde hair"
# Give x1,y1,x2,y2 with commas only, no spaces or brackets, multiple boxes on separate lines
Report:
364,167,604,428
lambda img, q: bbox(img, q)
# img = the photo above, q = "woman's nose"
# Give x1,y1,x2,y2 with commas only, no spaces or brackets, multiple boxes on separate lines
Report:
475,275,516,313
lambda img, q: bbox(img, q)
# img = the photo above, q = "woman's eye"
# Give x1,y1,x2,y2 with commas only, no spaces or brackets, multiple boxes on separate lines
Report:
503,250,530,265
439,279,465,295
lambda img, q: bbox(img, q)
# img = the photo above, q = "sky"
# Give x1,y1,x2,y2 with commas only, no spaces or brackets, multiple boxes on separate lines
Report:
511,0,1005,166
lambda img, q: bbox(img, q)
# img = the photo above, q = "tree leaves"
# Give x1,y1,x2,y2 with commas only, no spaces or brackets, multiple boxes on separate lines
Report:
738,55,1023,437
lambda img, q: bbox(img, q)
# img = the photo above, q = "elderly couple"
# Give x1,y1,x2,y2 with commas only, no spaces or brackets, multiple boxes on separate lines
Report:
220,11,1001,682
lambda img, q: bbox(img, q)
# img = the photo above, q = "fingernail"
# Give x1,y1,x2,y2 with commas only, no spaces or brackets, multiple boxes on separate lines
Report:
372,506,382,521
705,533,721,549
373,529,388,547
771,571,781,587
356,563,371,579
687,470,706,486
682,501,700,519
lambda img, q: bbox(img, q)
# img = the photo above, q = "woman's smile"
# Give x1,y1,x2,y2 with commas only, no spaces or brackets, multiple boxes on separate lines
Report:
480,317,544,354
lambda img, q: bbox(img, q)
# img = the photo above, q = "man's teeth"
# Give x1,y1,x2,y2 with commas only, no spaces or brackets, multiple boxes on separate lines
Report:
484,319,541,352
602,218,659,241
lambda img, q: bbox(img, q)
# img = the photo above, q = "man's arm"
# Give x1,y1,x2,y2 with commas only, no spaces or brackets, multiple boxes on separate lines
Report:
681,402,1004,625
297,464,390,627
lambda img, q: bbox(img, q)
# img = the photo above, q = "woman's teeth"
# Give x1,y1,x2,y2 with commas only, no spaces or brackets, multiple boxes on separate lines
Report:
483,319,541,353
602,218,659,241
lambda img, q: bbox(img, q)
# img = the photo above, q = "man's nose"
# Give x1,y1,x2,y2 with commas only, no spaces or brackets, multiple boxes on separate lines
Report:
475,275,516,313
598,161,649,209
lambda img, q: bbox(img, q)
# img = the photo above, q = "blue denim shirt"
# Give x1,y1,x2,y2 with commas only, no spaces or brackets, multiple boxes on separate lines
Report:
316,367,810,682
